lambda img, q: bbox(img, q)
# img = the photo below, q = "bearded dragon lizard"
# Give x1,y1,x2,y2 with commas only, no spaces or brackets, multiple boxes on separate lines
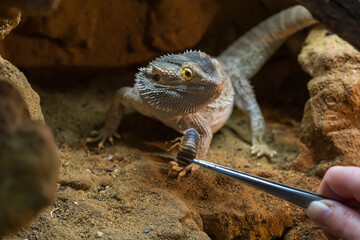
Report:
86,5,317,177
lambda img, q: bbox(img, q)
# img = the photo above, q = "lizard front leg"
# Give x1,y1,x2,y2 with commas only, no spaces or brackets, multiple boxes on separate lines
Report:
86,87,138,151
169,113,212,179
232,79,277,159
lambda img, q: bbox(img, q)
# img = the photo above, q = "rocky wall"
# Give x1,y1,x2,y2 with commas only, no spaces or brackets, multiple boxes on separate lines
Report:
0,0,297,68
297,26,360,173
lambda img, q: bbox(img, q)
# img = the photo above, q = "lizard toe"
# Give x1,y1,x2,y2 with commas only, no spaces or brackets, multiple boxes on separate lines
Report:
251,143,277,159
86,135,102,143
108,136,114,146
90,130,99,136
113,132,121,140
97,141,105,152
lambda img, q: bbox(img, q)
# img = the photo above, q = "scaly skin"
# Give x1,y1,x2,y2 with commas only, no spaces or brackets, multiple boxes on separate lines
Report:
87,5,317,177
219,5,317,158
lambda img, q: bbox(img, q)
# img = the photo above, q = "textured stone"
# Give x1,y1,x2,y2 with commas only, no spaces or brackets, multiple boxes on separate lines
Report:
0,11,21,40
59,172,93,191
0,10,43,121
298,25,360,165
0,0,299,68
0,0,60,15
0,80,59,236
0,0,218,67
0,57,44,121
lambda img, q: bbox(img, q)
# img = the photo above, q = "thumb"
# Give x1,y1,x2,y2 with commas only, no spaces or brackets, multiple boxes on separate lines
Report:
308,200,360,240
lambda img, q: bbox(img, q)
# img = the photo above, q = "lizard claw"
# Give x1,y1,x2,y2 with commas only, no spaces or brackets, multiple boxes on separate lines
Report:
86,127,120,152
251,143,277,159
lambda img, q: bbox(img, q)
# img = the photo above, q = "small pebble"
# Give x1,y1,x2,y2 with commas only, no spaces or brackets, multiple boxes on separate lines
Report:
144,229,151,234
74,201,78,205
97,231,103,237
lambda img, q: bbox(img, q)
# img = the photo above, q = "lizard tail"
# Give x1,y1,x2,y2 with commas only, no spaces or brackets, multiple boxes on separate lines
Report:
218,5,317,80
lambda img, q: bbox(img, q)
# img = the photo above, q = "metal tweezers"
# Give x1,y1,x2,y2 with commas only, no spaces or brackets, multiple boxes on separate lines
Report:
179,156,329,209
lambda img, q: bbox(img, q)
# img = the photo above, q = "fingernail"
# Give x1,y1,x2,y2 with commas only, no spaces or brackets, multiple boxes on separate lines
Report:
307,201,332,226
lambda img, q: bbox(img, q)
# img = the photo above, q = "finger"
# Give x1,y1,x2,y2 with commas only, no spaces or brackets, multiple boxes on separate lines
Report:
90,130,99,136
308,200,360,240
323,230,338,240
319,166,360,202
86,135,102,143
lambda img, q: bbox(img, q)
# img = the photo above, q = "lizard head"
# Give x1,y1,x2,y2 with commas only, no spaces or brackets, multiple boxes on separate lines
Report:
135,50,224,114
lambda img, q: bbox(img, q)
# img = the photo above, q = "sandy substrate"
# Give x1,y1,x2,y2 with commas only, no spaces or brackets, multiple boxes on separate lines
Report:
3,70,326,240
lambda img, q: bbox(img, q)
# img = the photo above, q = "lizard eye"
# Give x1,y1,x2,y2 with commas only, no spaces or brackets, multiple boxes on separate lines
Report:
181,67,194,81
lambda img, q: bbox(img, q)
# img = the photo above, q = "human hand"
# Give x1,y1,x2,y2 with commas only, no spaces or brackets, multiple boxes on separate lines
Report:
307,166,360,240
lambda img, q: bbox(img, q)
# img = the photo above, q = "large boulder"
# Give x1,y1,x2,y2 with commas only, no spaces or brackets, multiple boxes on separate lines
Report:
297,25,360,170
0,79,59,236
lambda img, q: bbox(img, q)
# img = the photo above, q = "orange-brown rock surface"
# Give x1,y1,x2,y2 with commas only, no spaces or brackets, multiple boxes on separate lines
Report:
0,0,218,67
0,11,20,40
298,25,360,171
0,0,60,15
0,79,59,236
0,0,298,68
0,11,44,121
0,57,44,121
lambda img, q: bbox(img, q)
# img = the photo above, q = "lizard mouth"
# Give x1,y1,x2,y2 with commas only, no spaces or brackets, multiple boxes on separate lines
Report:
215,81,223,98
173,82,223,100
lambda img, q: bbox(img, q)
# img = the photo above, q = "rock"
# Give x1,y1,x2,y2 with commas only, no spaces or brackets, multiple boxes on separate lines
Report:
0,0,60,15
96,175,113,188
0,0,298,69
0,11,44,121
59,172,93,191
0,11,21,39
298,25,360,166
0,57,44,121
148,0,218,52
0,80,59,236
0,0,218,67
